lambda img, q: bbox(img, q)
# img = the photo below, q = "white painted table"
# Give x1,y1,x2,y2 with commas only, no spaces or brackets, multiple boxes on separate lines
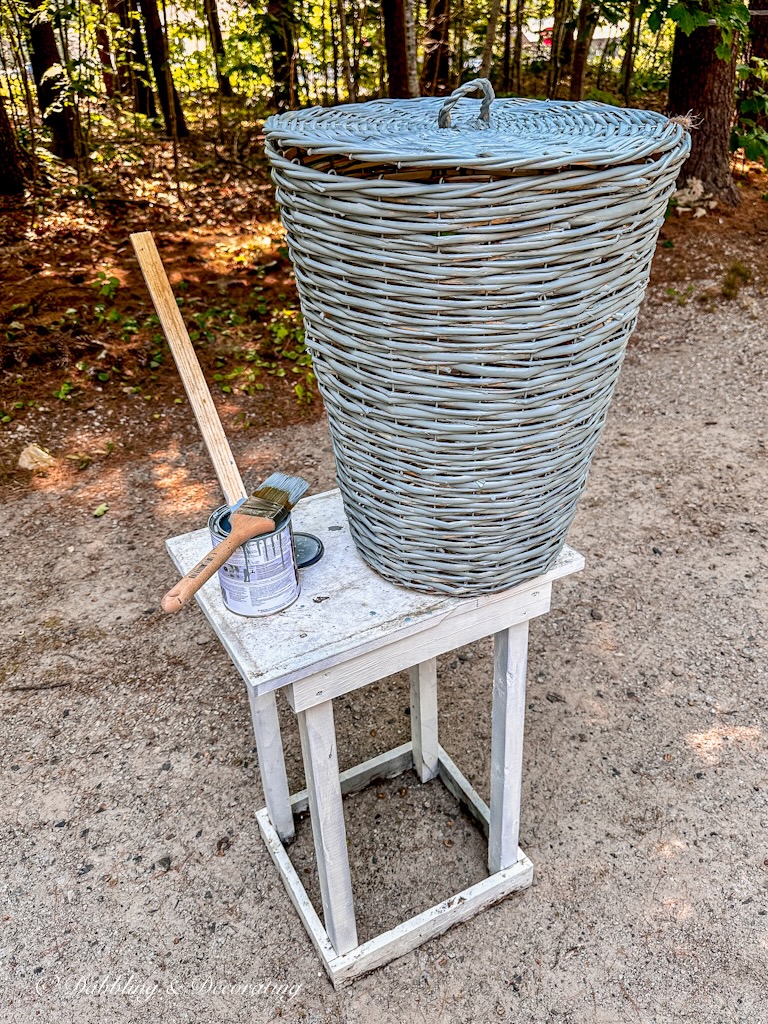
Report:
166,489,584,988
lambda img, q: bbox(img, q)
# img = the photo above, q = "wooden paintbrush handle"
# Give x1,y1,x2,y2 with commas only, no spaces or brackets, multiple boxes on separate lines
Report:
161,516,275,613
161,534,241,613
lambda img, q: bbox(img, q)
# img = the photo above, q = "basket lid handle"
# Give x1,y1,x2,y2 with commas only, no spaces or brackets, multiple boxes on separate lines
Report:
438,78,495,129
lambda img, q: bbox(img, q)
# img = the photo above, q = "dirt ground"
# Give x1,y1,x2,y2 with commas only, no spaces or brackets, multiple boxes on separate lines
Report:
1,178,767,1023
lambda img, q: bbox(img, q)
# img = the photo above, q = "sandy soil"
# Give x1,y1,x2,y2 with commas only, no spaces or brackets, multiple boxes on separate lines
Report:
1,270,767,1023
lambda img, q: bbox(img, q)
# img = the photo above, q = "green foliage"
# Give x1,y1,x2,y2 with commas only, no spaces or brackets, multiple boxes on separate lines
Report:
665,284,695,305
721,260,751,299
653,3,711,36
209,304,315,405
731,119,768,162
631,67,672,96
92,271,120,300
1,0,760,427
732,60,768,164
584,87,622,104
0,399,30,425
2,0,750,176
642,0,749,59
0,0,759,177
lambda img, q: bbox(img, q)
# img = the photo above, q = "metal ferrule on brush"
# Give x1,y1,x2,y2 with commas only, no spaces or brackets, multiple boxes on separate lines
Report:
240,497,289,528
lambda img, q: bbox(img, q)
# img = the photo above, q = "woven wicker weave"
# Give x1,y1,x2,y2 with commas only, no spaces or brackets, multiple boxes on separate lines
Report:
265,80,690,595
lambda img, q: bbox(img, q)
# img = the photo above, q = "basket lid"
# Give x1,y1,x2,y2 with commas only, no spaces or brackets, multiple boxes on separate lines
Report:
264,79,688,173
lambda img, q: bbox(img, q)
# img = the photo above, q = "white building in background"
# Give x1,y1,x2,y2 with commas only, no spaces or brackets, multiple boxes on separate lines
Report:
521,17,630,57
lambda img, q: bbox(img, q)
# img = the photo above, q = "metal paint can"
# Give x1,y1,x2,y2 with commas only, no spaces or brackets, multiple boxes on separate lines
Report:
208,504,300,617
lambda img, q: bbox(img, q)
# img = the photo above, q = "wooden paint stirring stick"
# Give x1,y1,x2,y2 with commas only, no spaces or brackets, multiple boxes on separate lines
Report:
131,231,300,840
131,233,308,612
130,230,247,508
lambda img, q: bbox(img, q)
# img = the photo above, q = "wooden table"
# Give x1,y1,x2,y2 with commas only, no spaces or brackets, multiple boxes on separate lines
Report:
167,489,583,988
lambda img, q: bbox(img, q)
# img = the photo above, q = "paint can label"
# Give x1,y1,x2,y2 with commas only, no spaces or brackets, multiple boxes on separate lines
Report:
209,507,300,616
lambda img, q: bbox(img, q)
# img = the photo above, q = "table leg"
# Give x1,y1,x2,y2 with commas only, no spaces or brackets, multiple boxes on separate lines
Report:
249,690,295,843
409,659,439,783
488,621,529,874
297,699,358,955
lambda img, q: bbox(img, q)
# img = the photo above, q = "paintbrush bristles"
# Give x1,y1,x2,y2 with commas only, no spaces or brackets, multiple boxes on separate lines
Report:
256,472,309,507
236,473,310,523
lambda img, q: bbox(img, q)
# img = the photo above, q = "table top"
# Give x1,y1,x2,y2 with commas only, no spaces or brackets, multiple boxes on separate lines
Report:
166,489,584,695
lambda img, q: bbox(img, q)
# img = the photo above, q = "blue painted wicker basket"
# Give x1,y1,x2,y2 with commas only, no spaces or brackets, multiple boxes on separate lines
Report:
265,80,690,595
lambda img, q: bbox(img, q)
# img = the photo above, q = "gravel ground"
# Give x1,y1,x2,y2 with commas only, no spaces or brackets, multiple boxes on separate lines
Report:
1,282,766,1024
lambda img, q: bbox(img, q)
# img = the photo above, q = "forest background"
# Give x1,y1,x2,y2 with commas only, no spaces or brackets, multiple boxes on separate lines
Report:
1,0,767,439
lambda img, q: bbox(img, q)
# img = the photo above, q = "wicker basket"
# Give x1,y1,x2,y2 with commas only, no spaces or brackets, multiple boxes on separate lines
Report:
264,80,690,595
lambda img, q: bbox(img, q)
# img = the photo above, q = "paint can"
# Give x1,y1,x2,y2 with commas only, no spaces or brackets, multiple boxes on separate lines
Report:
208,504,300,617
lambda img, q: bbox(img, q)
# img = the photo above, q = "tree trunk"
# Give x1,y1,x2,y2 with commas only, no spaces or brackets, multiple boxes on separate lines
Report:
336,0,356,99
668,20,740,204
95,24,118,97
621,0,637,104
106,0,131,95
136,0,188,136
136,0,188,134
382,0,410,97
455,0,465,84
568,0,597,100
512,0,524,93
107,0,157,116
130,1,157,117
502,0,512,91
547,0,573,98
421,0,451,94
0,92,26,195
377,4,386,95
27,0,82,159
561,2,576,81
404,0,419,95
747,0,768,123
321,0,329,100
750,0,768,60
480,0,503,79
350,1,364,93
328,0,340,102
265,0,296,110
204,0,234,97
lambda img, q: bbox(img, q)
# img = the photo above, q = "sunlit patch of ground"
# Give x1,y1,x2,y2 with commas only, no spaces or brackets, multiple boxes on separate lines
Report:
685,724,761,766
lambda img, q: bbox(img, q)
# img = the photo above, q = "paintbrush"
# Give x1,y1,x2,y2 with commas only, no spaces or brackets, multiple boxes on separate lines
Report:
161,472,309,614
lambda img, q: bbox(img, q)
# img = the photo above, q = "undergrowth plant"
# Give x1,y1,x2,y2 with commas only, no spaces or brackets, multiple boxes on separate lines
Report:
733,59,768,164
